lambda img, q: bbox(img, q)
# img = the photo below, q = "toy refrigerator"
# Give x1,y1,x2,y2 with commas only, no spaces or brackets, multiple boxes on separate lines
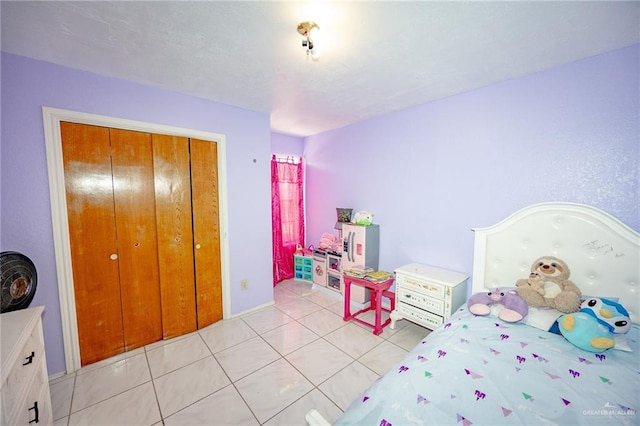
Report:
342,223,380,304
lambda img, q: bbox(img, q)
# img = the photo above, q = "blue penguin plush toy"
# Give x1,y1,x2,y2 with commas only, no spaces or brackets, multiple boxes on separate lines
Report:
558,297,631,352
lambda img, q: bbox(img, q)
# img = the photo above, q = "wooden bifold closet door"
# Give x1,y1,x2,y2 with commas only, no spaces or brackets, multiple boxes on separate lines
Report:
61,122,222,366
152,134,198,338
190,138,223,327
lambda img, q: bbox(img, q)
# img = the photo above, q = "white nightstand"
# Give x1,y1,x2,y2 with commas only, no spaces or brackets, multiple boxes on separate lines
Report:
390,263,469,330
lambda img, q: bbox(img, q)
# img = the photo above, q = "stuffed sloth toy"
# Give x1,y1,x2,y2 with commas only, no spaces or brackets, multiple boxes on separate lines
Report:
516,256,582,313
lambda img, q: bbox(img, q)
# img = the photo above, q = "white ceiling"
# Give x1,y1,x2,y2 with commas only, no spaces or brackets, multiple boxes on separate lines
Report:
2,1,639,137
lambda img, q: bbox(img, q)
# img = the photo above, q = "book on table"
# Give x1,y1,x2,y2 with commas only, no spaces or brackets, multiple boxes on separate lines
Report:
364,271,393,283
344,265,374,278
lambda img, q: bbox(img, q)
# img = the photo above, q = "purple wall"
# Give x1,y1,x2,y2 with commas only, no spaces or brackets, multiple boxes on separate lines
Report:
3,45,638,376
1,53,274,375
271,132,304,157
304,45,639,278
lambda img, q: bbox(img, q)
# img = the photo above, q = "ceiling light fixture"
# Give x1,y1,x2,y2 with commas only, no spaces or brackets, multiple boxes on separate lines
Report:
297,21,320,60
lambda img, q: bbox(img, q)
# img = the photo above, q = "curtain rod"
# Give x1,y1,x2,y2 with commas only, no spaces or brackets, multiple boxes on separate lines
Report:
272,154,302,164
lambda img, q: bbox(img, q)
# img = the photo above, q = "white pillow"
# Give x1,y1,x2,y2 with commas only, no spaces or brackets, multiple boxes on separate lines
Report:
523,306,563,331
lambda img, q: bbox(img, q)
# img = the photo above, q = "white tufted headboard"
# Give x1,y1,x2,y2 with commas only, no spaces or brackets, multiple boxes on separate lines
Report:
472,203,640,324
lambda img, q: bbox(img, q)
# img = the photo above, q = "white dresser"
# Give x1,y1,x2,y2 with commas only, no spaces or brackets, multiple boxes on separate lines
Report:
1,306,52,425
390,263,469,330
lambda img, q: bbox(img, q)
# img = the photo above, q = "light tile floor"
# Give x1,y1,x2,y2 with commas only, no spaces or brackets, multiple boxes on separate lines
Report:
49,279,431,425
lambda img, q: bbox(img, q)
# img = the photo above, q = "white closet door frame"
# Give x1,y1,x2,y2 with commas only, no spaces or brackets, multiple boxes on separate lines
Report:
42,106,231,373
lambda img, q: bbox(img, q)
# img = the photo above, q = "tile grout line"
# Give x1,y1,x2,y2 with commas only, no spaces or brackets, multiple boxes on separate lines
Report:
144,345,166,424
159,327,260,424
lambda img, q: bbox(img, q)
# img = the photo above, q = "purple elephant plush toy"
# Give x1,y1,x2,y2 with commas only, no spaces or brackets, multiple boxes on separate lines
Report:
467,288,528,323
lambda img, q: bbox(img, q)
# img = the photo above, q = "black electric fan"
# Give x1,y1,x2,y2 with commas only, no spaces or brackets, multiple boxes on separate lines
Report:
1,251,38,313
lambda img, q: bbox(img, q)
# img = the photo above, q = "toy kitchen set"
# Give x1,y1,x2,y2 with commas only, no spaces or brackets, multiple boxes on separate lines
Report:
297,208,380,304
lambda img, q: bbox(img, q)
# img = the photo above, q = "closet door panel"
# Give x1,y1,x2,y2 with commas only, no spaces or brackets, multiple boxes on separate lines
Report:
152,134,197,338
190,138,223,327
110,129,163,350
60,122,124,366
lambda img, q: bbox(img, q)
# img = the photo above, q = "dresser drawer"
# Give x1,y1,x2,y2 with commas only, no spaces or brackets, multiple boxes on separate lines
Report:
2,322,44,414
11,364,50,425
10,369,51,426
396,303,443,330
396,286,443,315
396,273,445,298
1,307,51,426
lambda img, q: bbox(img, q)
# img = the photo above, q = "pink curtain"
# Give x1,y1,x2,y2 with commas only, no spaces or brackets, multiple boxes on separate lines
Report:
271,155,305,285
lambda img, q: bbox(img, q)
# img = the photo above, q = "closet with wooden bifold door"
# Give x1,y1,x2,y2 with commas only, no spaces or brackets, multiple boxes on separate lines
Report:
61,122,222,366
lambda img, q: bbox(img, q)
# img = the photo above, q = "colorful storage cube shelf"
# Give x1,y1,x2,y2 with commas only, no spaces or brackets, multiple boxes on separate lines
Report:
294,255,314,282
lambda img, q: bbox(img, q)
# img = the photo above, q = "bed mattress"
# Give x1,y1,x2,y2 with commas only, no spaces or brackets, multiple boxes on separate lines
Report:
336,307,639,425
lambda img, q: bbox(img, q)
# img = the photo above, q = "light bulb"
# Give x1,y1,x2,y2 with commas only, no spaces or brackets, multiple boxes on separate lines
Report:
309,45,321,60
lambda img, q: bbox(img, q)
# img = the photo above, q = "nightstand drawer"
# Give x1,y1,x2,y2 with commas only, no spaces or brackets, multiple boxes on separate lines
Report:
396,303,443,330
396,273,445,298
397,287,443,315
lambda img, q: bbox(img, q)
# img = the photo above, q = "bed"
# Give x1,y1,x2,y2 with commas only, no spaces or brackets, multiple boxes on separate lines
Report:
308,202,639,425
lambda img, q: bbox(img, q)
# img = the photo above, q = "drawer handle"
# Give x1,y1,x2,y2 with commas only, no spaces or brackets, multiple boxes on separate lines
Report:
29,401,39,423
23,351,35,365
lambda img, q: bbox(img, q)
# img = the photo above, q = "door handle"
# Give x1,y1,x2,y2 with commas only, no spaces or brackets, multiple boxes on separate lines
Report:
110,253,118,260
349,232,354,262
23,351,35,365
28,401,39,424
